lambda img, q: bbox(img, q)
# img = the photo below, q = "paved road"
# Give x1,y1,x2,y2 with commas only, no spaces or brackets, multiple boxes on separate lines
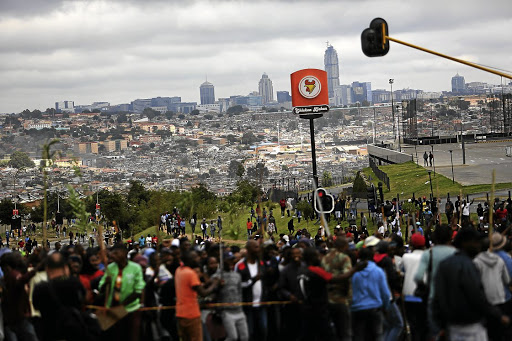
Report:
401,141,512,185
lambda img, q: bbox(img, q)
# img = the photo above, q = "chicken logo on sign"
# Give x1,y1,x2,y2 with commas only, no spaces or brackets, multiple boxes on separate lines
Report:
299,76,321,99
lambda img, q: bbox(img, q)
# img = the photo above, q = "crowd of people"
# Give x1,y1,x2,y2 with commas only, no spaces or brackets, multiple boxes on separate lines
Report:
1,193,512,341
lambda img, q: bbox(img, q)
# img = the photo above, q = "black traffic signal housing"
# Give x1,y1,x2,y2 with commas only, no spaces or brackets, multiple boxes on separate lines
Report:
314,188,334,214
11,215,21,230
377,182,384,206
367,185,376,206
361,18,389,57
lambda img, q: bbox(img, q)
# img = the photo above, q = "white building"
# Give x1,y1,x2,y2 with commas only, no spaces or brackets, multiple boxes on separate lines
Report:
258,73,274,104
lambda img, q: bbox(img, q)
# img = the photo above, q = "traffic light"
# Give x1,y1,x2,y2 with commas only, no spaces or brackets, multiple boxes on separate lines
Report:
314,188,334,214
377,182,384,205
367,185,376,206
361,18,389,57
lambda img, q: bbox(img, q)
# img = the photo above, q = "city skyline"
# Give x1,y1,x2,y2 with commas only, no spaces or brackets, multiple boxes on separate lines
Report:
1,0,511,113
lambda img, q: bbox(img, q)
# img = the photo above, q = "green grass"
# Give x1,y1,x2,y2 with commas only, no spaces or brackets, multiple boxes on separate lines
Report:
363,161,512,200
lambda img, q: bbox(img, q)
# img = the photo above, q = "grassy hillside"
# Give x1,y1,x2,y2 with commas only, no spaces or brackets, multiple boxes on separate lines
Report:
363,161,512,200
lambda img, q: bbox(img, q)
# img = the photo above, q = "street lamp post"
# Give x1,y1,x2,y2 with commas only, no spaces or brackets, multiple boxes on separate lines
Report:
431,145,436,176
389,79,395,142
449,150,455,183
397,105,402,152
427,170,434,200
459,97,466,165
431,99,434,137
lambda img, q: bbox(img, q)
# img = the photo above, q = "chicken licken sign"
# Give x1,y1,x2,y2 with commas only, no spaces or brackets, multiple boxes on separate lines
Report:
290,68,330,117
290,68,330,190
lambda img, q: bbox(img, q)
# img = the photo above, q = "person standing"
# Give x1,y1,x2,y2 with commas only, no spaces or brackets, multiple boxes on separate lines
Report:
429,152,434,167
433,228,510,340
190,214,197,235
321,237,357,341
351,247,391,341
414,224,456,339
246,218,253,239
175,251,220,341
235,240,267,341
213,252,249,341
473,234,511,341
279,198,287,218
278,248,305,341
217,216,223,237
98,244,146,341
423,151,428,167
402,233,427,341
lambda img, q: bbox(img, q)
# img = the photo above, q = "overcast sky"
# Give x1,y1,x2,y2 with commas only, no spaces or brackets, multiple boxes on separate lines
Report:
1,0,511,113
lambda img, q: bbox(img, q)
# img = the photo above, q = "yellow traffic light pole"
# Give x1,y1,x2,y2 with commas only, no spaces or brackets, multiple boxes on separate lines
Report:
380,23,512,79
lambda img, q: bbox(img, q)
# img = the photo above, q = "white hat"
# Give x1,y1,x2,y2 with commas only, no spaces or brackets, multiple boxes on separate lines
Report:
364,236,380,247
171,239,180,247
283,235,290,242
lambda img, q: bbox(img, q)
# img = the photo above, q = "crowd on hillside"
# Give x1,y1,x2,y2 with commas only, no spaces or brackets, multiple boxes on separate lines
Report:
1,194,512,341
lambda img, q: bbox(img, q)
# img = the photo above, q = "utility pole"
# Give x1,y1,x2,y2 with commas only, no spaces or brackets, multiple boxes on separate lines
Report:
389,79,395,142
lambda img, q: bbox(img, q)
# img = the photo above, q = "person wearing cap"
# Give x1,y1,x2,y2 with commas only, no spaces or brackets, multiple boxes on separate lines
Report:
493,233,512,325
98,243,146,340
212,252,249,341
402,233,427,341
433,228,510,340
473,233,511,340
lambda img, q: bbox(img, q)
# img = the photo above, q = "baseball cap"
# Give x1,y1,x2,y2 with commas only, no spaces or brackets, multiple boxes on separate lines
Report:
410,233,426,248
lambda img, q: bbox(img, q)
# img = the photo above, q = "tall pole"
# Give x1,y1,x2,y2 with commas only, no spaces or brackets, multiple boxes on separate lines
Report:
449,150,454,183
428,170,434,199
309,118,319,188
459,97,466,165
431,100,434,137
373,106,376,144
389,79,395,141
397,105,402,152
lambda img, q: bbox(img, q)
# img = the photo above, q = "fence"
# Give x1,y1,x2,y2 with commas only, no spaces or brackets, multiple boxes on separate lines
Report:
367,144,414,165
369,157,390,190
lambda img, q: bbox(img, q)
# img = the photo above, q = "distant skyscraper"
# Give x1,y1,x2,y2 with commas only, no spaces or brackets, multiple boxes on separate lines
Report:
451,73,465,93
351,81,372,104
277,91,292,103
258,73,274,104
200,80,215,105
324,44,340,99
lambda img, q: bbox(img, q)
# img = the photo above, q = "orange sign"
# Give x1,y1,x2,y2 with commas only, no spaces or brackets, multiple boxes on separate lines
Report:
290,69,329,108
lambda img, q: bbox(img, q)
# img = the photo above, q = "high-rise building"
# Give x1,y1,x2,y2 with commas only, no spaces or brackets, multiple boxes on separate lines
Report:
451,73,465,93
55,101,74,113
334,85,352,106
258,73,274,104
277,91,292,103
351,81,372,104
324,44,340,99
200,81,215,105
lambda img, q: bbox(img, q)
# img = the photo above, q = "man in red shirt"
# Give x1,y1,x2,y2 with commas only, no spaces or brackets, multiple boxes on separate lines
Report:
246,218,253,239
279,198,287,217
496,203,508,223
175,251,220,341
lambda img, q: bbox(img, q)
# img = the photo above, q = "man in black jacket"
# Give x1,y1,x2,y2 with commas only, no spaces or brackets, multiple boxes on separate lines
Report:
433,228,510,340
278,247,305,341
235,240,268,341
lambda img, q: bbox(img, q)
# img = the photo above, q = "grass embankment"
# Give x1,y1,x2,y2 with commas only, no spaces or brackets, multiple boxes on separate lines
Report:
363,161,512,200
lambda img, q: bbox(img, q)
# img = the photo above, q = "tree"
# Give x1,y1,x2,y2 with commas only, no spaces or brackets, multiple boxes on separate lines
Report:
143,108,160,120
127,180,150,206
296,200,314,224
241,132,258,145
322,171,333,187
228,160,244,178
165,111,175,120
247,163,269,179
209,168,217,175
227,105,244,115
190,109,200,116
178,114,185,119
352,171,367,196
8,151,35,169
117,114,128,123
204,114,214,120
149,142,156,149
